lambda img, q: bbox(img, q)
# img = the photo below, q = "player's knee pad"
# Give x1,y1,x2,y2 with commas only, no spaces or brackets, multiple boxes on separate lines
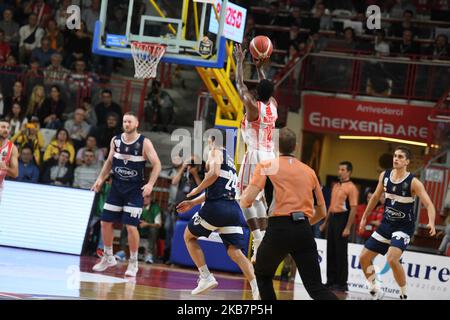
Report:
242,206,258,221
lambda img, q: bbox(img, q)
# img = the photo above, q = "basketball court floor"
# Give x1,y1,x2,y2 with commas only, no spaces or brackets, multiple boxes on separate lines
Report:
0,246,393,300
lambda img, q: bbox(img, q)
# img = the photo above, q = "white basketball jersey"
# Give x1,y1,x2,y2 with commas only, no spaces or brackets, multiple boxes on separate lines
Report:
241,100,278,152
0,140,13,187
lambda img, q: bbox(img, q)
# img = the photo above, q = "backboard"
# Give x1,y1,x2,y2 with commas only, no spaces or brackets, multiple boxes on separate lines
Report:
92,0,234,68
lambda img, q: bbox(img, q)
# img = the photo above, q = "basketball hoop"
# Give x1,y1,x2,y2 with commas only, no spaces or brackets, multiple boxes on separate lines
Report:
130,42,166,79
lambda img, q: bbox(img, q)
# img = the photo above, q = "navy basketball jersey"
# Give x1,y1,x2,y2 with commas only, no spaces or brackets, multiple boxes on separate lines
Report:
382,169,416,224
111,134,146,184
206,148,237,200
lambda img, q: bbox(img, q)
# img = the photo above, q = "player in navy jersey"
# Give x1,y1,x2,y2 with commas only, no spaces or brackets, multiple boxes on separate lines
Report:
176,130,260,300
91,112,161,277
359,146,436,299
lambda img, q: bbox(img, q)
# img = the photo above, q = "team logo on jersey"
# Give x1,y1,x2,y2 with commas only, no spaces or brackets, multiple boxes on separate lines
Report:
114,139,121,148
114,167,138,178
192,213,202,226
385,207,406,220
392,186,397,192
402,182,409,190
383,177,388,186
135,142,141,150
125,146,129,152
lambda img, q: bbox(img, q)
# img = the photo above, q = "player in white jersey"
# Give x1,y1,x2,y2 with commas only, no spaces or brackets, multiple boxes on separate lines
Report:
234,44,278,263
0,119,19,203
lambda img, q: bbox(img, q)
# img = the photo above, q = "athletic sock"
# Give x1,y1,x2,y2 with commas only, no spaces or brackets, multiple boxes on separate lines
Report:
130,251,138,262
104,246,113,256
400,285,407,297
199,265,211,279
250,279,258,292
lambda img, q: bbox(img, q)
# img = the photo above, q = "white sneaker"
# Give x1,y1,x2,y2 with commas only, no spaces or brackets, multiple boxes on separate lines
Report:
191,274,218,295
125,260,139,277
93,254,117,272
250,238,262,264
370,289,385,300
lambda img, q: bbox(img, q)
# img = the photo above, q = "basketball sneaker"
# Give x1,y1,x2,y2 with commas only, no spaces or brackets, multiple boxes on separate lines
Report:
250,238,262,264
191,274,218,295
93,254,117,272
370,288,385,300
400,294,408,300
144,254,154,264
114,250,127,262
125,259,139,277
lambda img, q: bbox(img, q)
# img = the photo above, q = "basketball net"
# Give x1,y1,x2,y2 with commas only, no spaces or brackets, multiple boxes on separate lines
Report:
130,42,166,79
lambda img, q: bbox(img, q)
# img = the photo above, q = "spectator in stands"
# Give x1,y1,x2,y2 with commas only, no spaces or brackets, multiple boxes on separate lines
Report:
67,60,96,111
138,195,162,264
73,149,101,189
0,28,11,64
3,80,27,117
64,107,91,151
76,135,105,166
82,0,100,34
43,128,75,165
24,58,44,96
96,112,121,154
266,1,285,26
0,55,22,94
287,5,303,26
425,34,450,60
26,84,45,121
40,85,66,129
145,80,174,132
107,7,127,35
390,9,417,38
64,21,92,68
43,53,70,90
5,102,28,137
342,27,358,51
31,37,55,67
311,0,331,15
19,13,44,64
374,29,390,56
45,19,64,53
0,9,20,50
42,150,73,186
94,89,122,127
390,0,417,18
306,31,328,52
391,29,420,57
25,0,52,28
81,97,98,127
11,120,44,165
55,0,71,30
16,145,40,183
312,2,332,30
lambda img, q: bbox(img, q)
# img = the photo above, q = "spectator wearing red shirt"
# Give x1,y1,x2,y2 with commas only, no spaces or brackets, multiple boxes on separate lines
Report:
355,191,384,244
0,29,11,64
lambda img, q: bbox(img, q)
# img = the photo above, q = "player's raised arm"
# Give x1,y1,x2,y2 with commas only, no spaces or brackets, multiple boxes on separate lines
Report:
412,178,436,236
142,138,162,198
233,44,258,121
91,138,115,192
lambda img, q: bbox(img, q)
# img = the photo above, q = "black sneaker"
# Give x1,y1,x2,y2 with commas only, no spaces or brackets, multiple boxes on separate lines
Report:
325,282,335,288
400,294,408,300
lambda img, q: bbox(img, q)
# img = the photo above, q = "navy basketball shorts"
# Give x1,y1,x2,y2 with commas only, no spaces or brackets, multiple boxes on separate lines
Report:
188,199,246,249
101,182,144,227
364,221,415,255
